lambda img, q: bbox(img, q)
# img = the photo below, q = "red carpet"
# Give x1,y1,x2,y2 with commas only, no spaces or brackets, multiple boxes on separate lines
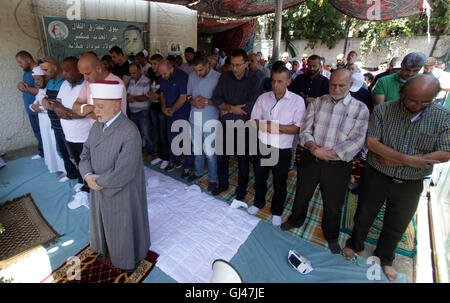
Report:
41,246,159,283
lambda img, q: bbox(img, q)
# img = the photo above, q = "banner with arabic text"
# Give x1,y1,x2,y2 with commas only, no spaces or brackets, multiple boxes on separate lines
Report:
42,16,145,63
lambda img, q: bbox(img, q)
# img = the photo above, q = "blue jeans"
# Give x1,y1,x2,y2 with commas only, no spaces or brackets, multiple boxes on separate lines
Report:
167,116,193,169
129,110,154,156
150,110,170,161
191,122,218,183
28,114,43,157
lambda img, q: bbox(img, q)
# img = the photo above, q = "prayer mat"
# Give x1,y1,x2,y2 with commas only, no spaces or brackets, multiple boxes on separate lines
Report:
0,193,61,269
190,150,417,258
42,245,159,283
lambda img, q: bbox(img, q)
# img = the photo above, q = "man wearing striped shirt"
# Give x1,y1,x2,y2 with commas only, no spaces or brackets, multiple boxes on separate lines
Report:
343,74,450,281
281,69,370,255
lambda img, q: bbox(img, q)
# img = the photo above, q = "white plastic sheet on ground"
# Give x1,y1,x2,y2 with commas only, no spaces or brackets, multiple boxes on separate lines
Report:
144,167,260,283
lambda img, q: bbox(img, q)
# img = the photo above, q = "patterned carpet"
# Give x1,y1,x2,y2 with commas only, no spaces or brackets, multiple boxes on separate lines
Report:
187,151,417,258
0,193,61,269
42,245,159,283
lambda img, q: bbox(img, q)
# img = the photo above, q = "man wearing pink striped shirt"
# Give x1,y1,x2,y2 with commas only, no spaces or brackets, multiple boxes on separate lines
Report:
249,65,306,226
281,69,369,254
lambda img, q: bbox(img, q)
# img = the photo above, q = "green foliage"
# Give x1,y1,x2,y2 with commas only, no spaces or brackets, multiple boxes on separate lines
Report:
267,0,347,49
356,0,449,55
260,0,449,54
0,223,3,234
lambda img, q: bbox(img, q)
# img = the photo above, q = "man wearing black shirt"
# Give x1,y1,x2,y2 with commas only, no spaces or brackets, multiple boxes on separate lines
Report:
109,46,131,85
212,49,262,201
146,54,171,170
289,54,329,105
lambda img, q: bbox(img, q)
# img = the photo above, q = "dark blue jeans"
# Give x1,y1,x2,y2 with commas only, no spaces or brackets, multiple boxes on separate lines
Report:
150,110,170,161
167,116,193,169
129,110,154,156
53,127,77,179
28,114,43,157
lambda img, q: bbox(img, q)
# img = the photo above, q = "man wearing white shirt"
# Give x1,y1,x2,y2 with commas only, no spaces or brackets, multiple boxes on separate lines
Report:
136,52,151,75
249,65,306,226
52,57,92,208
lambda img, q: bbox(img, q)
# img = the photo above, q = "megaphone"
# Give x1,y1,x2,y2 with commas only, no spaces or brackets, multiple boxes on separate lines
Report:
210,259,243,283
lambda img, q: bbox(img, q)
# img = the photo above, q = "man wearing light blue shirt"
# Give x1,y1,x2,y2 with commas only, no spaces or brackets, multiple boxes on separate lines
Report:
187,53,221,192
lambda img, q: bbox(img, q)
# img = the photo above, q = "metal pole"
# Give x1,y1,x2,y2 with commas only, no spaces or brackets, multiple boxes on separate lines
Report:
272,0,283,61
32,0,47,56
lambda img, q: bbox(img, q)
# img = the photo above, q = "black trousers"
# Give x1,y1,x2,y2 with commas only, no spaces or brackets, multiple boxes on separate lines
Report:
287,149,352,242
216,122,250,201
67,141,90,193
53,127,78,180
345,164,423,266
253,143,291,216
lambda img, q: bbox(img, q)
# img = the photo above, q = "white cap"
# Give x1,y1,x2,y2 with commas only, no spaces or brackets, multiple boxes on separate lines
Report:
393,61,402,69
32,66,44,76
90,81,124,100
142,49,149,57
349,72,364,92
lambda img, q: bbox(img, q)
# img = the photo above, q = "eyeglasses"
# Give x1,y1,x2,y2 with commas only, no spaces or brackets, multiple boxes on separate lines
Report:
403,96,434,106
230,63,245,69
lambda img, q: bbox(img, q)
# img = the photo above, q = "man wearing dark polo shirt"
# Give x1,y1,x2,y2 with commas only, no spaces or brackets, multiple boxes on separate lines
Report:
289,54,329,105
211,49,262,201
109,46,131,86
343,75,450,281
158,60,193,175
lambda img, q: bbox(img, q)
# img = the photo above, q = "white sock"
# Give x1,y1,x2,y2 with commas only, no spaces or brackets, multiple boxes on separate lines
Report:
248,205,260,215
272,215,282,226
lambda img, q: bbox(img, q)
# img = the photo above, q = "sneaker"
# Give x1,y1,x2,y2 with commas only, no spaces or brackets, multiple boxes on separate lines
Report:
164,164,175,172
248,205,260,215
187,174,200,182
68,191,89,210
174,163,183,170
181,169,191,179
31,154,42,160
272,215,282,226
280,221,295,231
59,176,69,183
73,183,84,192
151,157,162,165
212,186,228,196
159,160,169,170
207,182,217,192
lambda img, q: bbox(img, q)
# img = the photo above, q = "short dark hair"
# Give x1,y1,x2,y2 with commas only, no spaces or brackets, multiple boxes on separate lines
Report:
308,54,321,62
136,52,146,58
109,46,124,56
192,53,209,66
271,65,290,78
129,62,141,70
16,50,34,61
150,54,163,62
364,72,374,82
62,56,78,65
167,55,176,62
185,47,195,54
230,49,248,62
101,55,113,62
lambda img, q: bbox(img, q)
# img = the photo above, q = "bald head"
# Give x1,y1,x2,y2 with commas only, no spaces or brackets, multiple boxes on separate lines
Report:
158,59,174,80
329,68,353,101
400,74,441,115
78,53,106,83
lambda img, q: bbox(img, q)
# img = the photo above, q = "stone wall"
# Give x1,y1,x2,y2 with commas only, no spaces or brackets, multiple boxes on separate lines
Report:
0,0,197,153
254,35,449,69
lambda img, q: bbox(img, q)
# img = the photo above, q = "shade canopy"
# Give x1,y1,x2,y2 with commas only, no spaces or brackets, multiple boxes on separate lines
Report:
151,0,424,20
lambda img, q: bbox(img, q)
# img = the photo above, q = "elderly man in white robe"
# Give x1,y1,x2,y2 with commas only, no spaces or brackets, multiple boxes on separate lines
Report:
79,80,150,272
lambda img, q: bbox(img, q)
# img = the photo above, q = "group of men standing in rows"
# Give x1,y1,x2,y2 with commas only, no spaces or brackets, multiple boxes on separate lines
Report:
15,45,449,281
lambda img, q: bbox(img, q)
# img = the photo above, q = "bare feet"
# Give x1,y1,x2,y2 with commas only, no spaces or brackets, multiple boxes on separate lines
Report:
342,246,355,260
382,265,398,281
